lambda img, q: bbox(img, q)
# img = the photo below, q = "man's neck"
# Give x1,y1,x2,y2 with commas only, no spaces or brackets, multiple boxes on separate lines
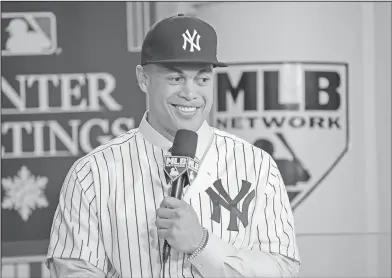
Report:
146,113,175,142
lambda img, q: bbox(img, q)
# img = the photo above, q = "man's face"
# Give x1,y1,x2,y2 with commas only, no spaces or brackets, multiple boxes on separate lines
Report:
141,63,214,138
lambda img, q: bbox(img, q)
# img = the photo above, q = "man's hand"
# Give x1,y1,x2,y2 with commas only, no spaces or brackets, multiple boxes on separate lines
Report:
156,196,204,254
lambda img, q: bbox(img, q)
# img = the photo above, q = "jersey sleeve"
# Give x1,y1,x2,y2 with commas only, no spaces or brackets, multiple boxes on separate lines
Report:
46,160,108,274
254,152,301,264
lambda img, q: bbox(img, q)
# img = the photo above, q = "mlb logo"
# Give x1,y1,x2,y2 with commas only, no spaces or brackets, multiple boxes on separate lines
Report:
1,12,58,56
211,62,349,210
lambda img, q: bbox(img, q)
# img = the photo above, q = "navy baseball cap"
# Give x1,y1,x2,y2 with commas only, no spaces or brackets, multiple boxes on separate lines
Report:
141,14,227,67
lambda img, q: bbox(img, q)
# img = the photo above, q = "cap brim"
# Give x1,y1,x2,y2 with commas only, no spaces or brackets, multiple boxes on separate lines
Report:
143,59,228,68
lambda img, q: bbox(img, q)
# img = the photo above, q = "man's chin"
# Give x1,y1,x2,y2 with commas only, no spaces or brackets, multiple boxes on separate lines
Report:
173,119,203,133
169,107,206,133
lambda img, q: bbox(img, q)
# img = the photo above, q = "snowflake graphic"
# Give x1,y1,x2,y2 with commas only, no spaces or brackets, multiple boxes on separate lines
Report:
2,165,49,221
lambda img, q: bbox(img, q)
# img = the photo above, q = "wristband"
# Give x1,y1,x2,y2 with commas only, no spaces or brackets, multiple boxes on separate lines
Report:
188,227,209,261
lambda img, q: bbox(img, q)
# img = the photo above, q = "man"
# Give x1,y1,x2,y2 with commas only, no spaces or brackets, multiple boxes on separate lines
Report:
47,14,301,278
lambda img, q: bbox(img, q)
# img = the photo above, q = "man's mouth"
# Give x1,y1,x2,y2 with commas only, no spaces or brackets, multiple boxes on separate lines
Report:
171,104,199,116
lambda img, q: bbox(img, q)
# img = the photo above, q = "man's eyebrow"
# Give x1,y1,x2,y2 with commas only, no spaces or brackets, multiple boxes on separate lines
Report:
163,66,183,74
198,67,213,74
161,65,213,75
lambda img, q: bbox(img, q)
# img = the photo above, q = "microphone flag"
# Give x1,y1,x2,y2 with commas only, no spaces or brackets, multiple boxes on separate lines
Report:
164,155,199,185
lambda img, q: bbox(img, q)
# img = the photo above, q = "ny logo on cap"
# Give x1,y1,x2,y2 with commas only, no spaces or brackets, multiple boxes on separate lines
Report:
182,29,201,52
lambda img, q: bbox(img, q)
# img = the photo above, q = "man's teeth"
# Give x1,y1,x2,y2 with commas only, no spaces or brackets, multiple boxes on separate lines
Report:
177,106,196,112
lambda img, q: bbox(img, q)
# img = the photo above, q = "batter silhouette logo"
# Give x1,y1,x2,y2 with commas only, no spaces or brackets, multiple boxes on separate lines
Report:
1,12,58,56
211,62,349,210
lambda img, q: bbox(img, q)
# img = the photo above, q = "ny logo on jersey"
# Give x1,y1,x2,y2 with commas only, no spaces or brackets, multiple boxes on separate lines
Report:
182,29,201,52
206,179,255,231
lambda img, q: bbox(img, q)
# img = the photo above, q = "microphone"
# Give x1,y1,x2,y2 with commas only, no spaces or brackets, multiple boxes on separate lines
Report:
162,129,198,263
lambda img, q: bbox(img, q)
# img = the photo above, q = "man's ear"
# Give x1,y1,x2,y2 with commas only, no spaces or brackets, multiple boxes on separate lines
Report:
136,65,149,94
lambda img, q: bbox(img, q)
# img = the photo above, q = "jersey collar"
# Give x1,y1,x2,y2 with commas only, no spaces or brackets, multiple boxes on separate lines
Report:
138,111,214,160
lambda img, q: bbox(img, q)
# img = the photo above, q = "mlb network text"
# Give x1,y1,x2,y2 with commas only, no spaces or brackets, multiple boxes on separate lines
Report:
215,69,344,130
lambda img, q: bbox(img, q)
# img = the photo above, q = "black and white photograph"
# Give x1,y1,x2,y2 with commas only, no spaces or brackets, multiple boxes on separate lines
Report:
1,1,391,277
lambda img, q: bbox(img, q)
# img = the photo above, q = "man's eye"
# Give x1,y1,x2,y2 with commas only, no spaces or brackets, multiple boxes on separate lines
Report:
168,76,183,83
196,77,210,85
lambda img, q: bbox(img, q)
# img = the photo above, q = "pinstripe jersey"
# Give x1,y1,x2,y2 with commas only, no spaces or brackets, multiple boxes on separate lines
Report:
47,112,300,278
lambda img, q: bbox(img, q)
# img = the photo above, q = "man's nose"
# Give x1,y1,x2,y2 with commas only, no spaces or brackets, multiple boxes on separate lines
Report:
178,83,197,101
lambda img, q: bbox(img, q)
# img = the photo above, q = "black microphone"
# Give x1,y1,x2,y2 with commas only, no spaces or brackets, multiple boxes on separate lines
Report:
162,129,198,263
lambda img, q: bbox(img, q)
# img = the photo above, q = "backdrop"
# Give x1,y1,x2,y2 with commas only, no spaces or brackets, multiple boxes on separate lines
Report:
1,2,391,278
1,2,153,277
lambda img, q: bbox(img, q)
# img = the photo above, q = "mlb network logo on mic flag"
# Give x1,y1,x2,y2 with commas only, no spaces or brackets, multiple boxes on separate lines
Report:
164,155,200,184
1,12,58,56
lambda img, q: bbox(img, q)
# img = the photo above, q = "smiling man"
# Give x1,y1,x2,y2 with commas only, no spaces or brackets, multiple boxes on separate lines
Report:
47,14,301,278
136,62,214,139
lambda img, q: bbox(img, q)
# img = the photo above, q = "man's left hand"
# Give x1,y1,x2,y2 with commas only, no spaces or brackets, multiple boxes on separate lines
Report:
156,197,204,254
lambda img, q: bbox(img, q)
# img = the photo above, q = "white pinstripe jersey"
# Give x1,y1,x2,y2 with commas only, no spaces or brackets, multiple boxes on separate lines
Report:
47,114,300,278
